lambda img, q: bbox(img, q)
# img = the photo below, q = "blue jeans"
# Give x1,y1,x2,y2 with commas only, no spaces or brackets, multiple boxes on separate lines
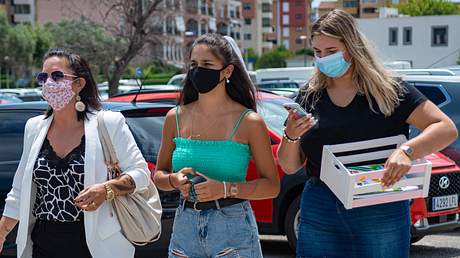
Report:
168,200,263,258
297,178,411,258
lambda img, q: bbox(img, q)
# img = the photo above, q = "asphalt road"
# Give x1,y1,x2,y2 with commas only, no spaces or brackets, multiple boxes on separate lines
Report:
2,231,459,257
262,230,460,258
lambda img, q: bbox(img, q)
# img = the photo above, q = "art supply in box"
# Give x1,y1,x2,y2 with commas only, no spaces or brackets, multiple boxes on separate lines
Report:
347,164,385,174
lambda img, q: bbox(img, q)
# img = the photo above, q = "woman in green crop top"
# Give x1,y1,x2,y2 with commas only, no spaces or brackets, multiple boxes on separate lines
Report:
154,34,280,258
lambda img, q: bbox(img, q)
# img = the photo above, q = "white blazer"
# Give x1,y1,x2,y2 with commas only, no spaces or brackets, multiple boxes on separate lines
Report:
3,111,150,258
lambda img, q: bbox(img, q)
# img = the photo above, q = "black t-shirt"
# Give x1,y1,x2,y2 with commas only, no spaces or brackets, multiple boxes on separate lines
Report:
295,82,427,178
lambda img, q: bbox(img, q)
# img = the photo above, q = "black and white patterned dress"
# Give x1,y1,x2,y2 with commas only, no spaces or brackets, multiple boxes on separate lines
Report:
32,136,85,222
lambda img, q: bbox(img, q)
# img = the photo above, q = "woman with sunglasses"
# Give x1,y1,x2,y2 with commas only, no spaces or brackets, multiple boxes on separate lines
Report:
0,48,150,258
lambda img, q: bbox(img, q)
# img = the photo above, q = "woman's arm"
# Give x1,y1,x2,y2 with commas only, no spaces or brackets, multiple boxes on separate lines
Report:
383,101,458,186
153,108,193,197
75,111,151,211
277,110,315,174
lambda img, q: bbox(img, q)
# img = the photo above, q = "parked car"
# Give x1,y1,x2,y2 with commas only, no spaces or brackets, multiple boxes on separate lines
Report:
393,69,456,76
403,75,460,165
0,94,23,104
255,67,315,86
440,65,460,76
384,60,412,69
257,80,299,99
108,89,460,250
166,74,186,86
0,89,42,102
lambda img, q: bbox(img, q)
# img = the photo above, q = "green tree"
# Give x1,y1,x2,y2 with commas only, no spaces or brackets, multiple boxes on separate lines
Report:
32,24,55,67
255,46,295,69
46,19,121,84
397,0,460,16
458,52,460,65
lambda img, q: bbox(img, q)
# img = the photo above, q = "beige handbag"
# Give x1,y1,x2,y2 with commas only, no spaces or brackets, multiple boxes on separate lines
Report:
97,111,162,246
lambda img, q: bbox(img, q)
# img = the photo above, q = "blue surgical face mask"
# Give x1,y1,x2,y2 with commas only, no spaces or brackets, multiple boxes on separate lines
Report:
315,51,351,78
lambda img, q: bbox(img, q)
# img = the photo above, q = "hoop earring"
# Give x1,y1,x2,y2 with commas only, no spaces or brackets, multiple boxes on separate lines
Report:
75,95,86,112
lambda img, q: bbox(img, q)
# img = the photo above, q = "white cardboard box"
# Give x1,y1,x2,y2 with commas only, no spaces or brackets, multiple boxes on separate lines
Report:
320,135,432,209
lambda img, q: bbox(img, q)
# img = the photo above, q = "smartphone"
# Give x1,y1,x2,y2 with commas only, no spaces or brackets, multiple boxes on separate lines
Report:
189,175,207,185
189,175,207,202
283,103,309,119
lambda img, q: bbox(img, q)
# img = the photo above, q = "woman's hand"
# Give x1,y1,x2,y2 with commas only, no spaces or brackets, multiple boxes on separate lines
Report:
193,173,225,202
382,149,412,187
170,167,194,199
75,183,107,212
285,110,316,140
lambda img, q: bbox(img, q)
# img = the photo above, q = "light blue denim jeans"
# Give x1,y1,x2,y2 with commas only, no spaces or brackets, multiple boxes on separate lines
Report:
168,200,263,258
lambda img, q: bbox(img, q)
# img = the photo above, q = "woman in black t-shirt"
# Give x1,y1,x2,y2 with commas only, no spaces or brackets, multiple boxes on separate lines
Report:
277,10,458,258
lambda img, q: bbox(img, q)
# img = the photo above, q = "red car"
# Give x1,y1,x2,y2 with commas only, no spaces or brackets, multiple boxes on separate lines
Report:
109,89,460,250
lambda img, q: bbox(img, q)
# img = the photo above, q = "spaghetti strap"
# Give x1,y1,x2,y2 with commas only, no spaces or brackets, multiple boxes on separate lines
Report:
228,109,252,140
175,106,181,138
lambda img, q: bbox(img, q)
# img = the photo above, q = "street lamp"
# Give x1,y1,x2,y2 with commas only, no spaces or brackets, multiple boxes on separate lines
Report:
299,35,308,67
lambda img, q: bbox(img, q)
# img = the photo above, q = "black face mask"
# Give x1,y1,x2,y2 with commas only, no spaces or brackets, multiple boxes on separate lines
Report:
189,66,227,94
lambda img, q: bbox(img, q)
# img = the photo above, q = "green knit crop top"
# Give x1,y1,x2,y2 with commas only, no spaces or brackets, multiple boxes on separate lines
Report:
171,106,252,182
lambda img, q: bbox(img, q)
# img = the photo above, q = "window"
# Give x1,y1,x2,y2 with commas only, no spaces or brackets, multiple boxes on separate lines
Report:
389,27,398,46
14,4,31,14
432,26,448,47
230,9,235,18
282,14,289,25
295,14,303,20
283,39,290,49
343,0,358,8
236,32,240,40
283,2,289,12
243,3,251,10
363,8,376,14
262,18,271,27
296,26,304,32
403,27,412,45
296,38,302,44
283,28,289,37
362,0,377,2
244,18,251,25
0,0,5,4
244,33,252,40
262,3,272,12
414,83,449,106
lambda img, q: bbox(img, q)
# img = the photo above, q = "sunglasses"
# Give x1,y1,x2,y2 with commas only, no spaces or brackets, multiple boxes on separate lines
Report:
36,71,78,85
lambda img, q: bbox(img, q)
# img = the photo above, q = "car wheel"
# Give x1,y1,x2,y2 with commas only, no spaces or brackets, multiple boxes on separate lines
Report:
285,195,301,252
411,236,424,244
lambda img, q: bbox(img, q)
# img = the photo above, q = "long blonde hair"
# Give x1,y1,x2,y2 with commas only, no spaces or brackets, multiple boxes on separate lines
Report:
305,9,403,117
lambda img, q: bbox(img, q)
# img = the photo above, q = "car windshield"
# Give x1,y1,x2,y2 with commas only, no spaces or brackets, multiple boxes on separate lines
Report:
125,115,166,163
258,82,299,89
257,98,291,136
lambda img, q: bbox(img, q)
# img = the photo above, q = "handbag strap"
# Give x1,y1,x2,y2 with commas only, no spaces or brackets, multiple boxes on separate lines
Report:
97,111,120,178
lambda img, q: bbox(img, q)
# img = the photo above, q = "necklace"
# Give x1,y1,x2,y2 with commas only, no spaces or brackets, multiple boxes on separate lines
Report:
188,104,221,140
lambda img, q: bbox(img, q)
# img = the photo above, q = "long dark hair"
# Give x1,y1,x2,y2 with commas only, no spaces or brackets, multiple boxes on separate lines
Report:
179,34,257,111
43,48,101,121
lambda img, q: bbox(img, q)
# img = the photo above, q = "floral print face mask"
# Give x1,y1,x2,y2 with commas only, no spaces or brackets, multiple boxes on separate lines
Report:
42,79,76,111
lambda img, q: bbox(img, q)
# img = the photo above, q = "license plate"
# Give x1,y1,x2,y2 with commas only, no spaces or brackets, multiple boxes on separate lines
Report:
432,194,458,211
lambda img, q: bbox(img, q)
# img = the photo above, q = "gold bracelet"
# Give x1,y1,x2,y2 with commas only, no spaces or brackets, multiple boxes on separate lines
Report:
104,183,115,201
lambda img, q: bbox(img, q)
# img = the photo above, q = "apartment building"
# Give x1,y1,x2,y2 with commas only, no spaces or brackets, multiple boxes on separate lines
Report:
273,0,311,52
241,0,274,55
317,0,394,18
2,0,35,25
